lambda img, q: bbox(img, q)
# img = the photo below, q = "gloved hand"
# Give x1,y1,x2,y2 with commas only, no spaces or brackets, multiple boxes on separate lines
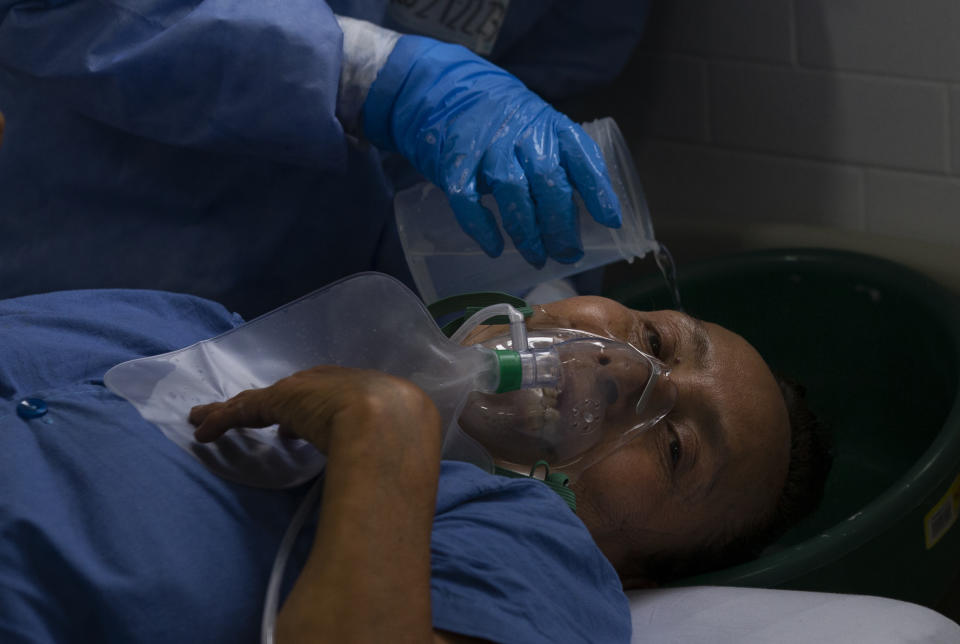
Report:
362,36,622,268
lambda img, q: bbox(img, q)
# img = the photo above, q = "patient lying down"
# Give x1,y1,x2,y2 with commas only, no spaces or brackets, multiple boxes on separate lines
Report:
189,294,831,642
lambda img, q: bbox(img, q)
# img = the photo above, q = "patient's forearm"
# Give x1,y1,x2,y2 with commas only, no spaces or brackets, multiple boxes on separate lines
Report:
275,393,442,643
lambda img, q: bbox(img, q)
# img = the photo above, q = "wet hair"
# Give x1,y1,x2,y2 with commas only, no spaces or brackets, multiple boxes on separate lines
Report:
635,373,834,584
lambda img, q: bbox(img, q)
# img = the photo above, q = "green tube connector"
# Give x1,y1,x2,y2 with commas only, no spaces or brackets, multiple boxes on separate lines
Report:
494,350,522,393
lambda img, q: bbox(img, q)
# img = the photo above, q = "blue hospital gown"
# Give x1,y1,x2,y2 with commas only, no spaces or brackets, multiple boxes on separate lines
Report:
0,289,630,643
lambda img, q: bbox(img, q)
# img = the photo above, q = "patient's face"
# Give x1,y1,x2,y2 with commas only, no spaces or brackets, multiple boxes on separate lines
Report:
463,296,790,579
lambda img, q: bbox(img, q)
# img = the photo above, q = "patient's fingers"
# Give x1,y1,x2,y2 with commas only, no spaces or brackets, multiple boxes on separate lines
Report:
190,388,275,443
188,366,350,445
188,365,438,451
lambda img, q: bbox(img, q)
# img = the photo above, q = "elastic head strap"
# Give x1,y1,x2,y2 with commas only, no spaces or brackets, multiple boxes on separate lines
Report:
494,462,577,513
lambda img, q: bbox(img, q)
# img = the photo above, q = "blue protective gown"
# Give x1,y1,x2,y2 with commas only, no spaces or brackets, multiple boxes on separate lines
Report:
0,288,631,643
0,1,648,316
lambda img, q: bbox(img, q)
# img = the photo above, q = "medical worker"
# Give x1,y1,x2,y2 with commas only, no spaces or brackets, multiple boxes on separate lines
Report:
0,1,650,315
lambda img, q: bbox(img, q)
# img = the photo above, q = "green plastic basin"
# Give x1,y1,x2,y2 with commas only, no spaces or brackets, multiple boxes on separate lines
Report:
605,248,960,607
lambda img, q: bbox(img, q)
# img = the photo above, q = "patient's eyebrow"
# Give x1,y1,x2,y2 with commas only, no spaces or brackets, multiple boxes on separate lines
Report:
690,317,711,368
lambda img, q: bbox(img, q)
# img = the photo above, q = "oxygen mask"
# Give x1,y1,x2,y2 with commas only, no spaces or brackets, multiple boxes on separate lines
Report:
458,329,677,480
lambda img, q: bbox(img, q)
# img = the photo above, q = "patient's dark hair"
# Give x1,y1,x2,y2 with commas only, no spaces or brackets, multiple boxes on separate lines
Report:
637,373,833,584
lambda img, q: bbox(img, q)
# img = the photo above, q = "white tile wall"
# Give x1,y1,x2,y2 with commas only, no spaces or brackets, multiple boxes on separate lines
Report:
951,86,960,176
600,0,960,248
579,54,710,145
643,0,793,64
631,57,710,143
796,0,960,82
710,63,947,172
866,170,960,247
634,141,864,229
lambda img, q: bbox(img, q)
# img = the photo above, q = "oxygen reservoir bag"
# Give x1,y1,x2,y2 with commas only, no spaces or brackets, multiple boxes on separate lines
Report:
104,273,504,488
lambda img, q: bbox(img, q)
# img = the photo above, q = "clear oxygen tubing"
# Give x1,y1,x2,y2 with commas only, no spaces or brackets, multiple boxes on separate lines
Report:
449,303,562,392
260,302,545,644
448,302,529,351
261,474,325,644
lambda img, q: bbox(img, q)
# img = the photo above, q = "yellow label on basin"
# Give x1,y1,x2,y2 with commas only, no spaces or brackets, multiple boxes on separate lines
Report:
925,473,960,550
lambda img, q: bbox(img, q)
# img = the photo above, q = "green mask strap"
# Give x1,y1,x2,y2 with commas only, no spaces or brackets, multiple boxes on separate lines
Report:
494,461,577,513
427,292,534,338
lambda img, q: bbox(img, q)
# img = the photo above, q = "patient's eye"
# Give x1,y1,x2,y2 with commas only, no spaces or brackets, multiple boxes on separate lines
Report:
644,326,663,358
664,420,683,471
669,437,681,467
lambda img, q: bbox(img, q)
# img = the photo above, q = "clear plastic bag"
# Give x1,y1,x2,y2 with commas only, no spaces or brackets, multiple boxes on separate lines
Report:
394,117,658,302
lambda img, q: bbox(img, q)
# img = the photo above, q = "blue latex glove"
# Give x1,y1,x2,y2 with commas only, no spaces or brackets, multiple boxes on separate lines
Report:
363,36,622,268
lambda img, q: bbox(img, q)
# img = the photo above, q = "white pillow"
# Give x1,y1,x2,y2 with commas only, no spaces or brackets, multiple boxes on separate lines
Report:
627,586,960,644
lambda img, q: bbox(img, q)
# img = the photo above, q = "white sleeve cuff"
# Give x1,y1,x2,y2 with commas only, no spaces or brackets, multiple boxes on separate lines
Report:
335,15,401,136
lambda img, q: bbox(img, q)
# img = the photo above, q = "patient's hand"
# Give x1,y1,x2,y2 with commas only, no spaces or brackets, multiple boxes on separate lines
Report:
189,365,440,453
191,366,444,642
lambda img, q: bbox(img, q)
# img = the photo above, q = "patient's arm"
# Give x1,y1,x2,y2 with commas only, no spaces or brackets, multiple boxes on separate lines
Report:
190,366,466,642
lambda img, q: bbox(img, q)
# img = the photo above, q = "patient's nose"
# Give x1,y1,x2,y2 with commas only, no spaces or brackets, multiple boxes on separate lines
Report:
558,340,668,422
592,348,654,410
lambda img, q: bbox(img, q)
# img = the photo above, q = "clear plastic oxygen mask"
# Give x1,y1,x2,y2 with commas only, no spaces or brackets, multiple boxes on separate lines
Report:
458,329,676,480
